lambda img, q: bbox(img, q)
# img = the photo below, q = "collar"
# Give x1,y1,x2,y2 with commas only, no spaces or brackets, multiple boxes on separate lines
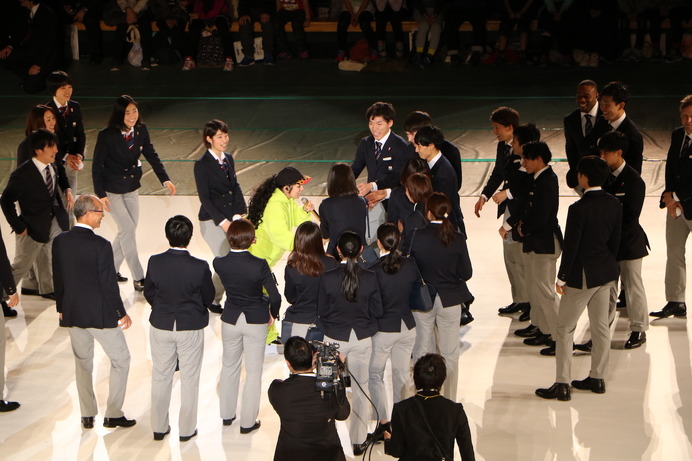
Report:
375,130,391,147
230,249,249,253
429,220,443,224
379,251,390,258
612,161,626,178
74,223,93,231
533,165,549,179
427,151,442,169
584,186,603,193
207,149,225,164
609,112,627,130
53,97,67,110
122,128,134,137
32,157,52,171
291,372,317,377
30,4,39,18
169,247,189,252
583,102,599,117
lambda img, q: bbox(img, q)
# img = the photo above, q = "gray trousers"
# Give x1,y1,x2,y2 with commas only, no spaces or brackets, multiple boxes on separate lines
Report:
369,323,416,421
413,8,442,52
556,278,614,383
150,326,204,436
609,259,649,332
525,244,560,336
279,321,311,344
411,296,461,400
325,330,372,446
665,213,692,302
68,327,131,418
366,202,385,245
11,218,62,294
220,314,267,428
107,190,144,281
504,239,528,303
200,219,231,304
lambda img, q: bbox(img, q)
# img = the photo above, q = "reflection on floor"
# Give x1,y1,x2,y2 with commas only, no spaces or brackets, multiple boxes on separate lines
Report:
0,195,690,461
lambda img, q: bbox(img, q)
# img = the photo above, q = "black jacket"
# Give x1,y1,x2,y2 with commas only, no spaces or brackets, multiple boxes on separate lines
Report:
662,127,692,219
351,131,414,191
46,99,86,159
594,116,644,174
194,150,246,224
371,256,419,332
319,195,367,257
284,255,338,324
563,107,603,188
431,155,465,234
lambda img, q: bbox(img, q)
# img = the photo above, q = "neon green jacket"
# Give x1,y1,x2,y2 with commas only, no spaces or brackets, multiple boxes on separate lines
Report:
249,188,312,267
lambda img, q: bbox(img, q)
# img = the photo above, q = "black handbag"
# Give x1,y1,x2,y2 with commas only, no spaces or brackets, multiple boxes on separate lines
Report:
406,229,434,311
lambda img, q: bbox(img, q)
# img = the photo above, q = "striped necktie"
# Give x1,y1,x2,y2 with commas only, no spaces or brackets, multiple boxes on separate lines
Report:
584,114,593,136
375,141,382,160
45,165,54,196
124,131,134,150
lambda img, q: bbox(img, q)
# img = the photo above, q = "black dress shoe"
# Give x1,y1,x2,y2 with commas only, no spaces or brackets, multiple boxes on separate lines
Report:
524,333,551,346
535,383,571,401
40,292,56,301
624,331,646,349
498,302,521,314
518,305,531,322
0,400,20,412
21,288,40,296
223,416,236,426
116,273,128,283
571,376,605,394
540,342,556,356
2,302,17,318
353,443,366,456
133,279,145,292
460,307,474,326
240,420,261,434
180,429,197,442
81,416,94,428
650,302,687,318
514,324,539,337
103,416,137,428
153,426,170,440
574,340,592,353
209,304,223,314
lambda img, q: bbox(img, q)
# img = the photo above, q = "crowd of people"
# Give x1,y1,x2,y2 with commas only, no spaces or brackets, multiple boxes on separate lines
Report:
1,70,691,460
2,1,692,92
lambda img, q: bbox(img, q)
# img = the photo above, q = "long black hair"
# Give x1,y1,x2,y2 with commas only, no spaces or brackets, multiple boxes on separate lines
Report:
377,223,402,275
337,232,362,302
426,193,456,247
247,175,280,229
108,95,139,131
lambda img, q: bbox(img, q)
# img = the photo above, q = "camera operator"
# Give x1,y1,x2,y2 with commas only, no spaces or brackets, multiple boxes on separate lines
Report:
268,336,351,461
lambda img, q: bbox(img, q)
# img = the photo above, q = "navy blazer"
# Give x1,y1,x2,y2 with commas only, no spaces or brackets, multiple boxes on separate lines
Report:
410,223,473,307
0,228,17,296
92,124,170,197
563,108,603,188
558,190,622,289
53,226,126,328
46,99,86,158
319,195,367,257
386,186,414,226
404,139,462,190
316,264,383,341
214,250,282,324
508,166,563,254
594,116,644,174
662,127,692,219
351,131,413,191
371,256,419,332
603,164,649,261
284,255,338,324
144,249,215,331
0,159,69,243
194,150,246,225
480,143,529,219
431,155,465,235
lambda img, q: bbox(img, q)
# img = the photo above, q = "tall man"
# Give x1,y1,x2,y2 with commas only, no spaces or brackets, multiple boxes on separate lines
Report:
652,94,692,318
351,102,413,241
0,228,20,411
0,129,73,300
536,157,621,401
599,131,649,348
52,194,135,429
144,215,215,442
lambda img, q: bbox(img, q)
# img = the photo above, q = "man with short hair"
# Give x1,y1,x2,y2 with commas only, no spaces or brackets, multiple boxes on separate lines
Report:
268,336,350,461
52,194,135,429
144,215,215,442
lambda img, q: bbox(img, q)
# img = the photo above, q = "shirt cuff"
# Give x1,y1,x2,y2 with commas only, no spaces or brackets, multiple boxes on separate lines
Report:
557,279,566,287
502,221,512,231
385,188,391,199
506,189,514,200
480,195,488,202
673,192,681,202
219,219,230,228
371,182,378,191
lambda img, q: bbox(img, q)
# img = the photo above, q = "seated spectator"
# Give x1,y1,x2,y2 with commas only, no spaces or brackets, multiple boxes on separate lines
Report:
237,0,276,66
536,0,578,66
374,0,406,59
619,1,662,62
443,0,488,67
409,0,443,68
275,0,311,61
63,0,106,64
661,1,691,63
104,0,155,70
151,0,191,68
0,0,62,94
186,0,235,71
335,0,377,62
490,0,538,66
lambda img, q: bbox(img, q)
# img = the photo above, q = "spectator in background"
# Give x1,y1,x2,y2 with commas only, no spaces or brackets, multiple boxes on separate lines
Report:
490,0,538,66
335,0,377,62
186,0,235,71
63,0,106,64
237,0,276,66
443,0,488,66
105,0,155,70
275,0,312,61
373,0,406,59
409,0,443,69
619,0,662,62
537,0,578,66
151,0,191,69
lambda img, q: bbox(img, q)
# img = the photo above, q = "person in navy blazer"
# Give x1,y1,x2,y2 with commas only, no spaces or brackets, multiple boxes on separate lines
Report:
214,219,281,434
563,80,603,190
0,225,19,410
144,215,215,442
194,120,246,313
92,95,176,291
654,94,692,319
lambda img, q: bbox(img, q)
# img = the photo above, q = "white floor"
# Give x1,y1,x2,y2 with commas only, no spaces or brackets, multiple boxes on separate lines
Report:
0,195,690,461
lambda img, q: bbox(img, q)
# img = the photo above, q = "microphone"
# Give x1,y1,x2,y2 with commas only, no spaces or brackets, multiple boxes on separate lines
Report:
302,197,320,220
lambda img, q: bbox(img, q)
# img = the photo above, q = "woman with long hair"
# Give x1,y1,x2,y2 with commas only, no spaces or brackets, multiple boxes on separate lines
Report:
282,221,337,343
17,104,58,166
317,231,383,455
319,163,367,258
368,223,420,436
386,157,431,227
400,172,434,254
92,95,176,290
247,166,314,268
215,218,281,434
409,193,472,400
194,119,246,313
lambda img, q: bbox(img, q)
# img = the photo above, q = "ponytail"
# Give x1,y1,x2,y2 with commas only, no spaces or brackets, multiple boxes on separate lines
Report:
337,232,362,302
247,175,279,228
377,223,403,274
426,192,456,247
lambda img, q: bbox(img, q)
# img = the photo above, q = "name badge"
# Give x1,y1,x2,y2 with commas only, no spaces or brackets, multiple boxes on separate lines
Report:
382,157,392,161
615,193,625,196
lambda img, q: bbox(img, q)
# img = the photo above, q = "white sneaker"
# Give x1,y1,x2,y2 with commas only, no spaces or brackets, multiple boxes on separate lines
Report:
223,58,234,72
182,58,195,71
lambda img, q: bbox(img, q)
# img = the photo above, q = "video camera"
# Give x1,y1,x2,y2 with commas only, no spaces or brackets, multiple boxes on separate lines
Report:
310,340,349,394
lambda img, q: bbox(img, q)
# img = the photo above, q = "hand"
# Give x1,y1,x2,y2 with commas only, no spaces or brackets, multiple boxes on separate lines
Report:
119,314,132,329
492,190,508,205
164,181,176,196
66,154,81,171
0,47,12,59
517,222,525,237
101,196,112,212
166,19,176,28
302,199,315,213
28,65,41,75
74,9,86,23
260,13,270,23
18,229,28,236
383,431,391,440
474,197,486,217
366,189,386,206
221,220,231,233
268,315,275,326
239,15,250,25
668,202,683,219
65,190,75,210
189,13,198,19
7,293,19,308
556,283,565,295
126,8,137,25
397,219,403,233
357,182,374,196
499,226,508,240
